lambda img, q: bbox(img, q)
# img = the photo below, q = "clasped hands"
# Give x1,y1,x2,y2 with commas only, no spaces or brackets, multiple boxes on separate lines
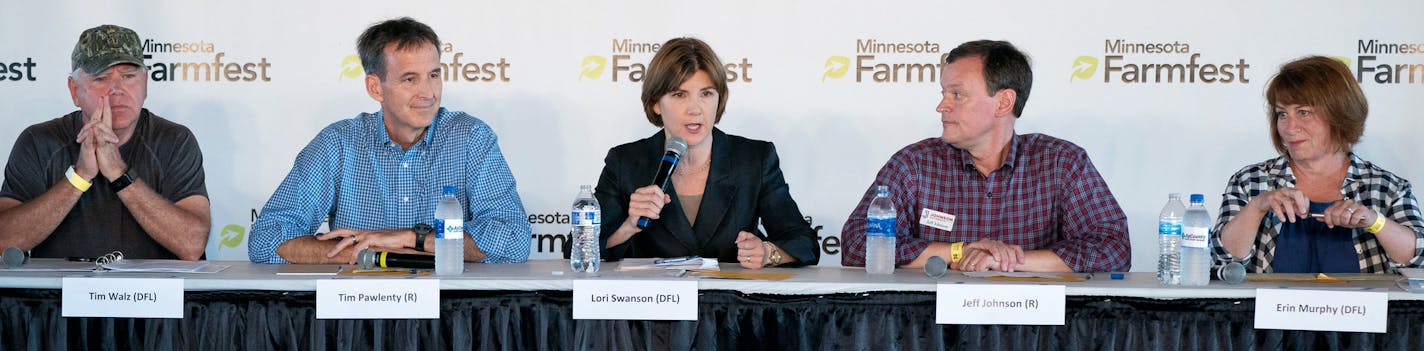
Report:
317,228,423,264
950,239,1026,272
73,96,128,183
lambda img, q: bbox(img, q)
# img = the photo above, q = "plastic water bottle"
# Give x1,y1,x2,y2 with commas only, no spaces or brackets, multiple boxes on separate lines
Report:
434,186,465,275
866,185,896,274
1157,193,1185,285
1181,194,1212,286
570,185,601,274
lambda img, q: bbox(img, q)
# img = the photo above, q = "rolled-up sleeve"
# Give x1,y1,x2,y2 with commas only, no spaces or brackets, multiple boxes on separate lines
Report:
462,123,531,263
248,130,342,264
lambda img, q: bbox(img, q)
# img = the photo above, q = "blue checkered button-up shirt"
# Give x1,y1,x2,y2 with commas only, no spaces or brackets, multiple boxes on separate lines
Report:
248,108,531,264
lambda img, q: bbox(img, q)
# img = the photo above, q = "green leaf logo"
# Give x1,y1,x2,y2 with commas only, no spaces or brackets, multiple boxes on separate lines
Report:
580,55,607,80
823,56,851,82
338,54,363,80
219,224,245,249
1069,56,1098,82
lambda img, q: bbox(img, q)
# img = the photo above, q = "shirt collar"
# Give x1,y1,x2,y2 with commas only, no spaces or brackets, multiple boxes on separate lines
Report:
1268,152,1365,192
371,107,447,149
948,132,1020,171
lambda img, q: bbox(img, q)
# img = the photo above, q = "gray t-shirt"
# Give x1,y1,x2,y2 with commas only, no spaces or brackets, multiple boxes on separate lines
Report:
1,109,207,259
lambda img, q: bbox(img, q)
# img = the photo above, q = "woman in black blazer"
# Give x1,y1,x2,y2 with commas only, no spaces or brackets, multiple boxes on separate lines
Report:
595,37,819,268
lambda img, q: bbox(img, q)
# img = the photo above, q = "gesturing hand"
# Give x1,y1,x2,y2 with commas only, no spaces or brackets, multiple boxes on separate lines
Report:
1249,187,1310,223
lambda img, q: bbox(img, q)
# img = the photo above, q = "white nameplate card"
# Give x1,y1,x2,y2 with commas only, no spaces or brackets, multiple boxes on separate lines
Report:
62,277,184,318
573,280,697,320
1254,288,1387,333
937,284,1065,325
316,279,439,319
920,208,956,232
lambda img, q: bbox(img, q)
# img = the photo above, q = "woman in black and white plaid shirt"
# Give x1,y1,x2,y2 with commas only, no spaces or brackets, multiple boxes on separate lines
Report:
1212,56,1424,274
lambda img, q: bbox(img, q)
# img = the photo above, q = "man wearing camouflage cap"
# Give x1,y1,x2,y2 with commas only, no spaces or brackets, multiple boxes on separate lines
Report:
0,25,210,260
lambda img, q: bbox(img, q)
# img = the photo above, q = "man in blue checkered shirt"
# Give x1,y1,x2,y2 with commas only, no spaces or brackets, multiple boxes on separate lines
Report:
247,18,531,264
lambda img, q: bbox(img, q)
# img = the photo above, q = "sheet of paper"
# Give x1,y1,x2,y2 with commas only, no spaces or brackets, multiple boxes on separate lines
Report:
102,259,210,273
616,258,720,271
277,265,345,275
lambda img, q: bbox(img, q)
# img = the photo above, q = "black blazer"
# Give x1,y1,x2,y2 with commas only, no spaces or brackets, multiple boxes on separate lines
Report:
595,128,820,266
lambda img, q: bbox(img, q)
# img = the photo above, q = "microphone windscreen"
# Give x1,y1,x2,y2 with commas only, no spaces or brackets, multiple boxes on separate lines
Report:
665,136,688,156
357,248,377,270
1213,261,1246,285
2,247,27,268
925,256,947,278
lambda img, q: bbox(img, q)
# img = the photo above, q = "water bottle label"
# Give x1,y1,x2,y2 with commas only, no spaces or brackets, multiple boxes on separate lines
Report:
1182,227,1209,248
1158,221,1182,235
571,210,600,226
867,217,896,238
435,218,464,239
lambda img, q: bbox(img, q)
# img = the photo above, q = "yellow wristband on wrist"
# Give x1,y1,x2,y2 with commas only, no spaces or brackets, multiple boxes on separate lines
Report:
950,242,965,264
1366,211,1386,234
65,166,92,192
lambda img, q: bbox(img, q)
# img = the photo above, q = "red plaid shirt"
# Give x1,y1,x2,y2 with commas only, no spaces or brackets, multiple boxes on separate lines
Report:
840,134,1131,272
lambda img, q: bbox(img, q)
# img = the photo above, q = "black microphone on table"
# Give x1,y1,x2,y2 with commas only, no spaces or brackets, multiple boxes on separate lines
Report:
635,136,688,229
357,248,434,270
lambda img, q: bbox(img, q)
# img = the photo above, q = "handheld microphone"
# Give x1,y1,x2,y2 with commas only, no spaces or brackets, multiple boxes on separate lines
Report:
3,247,28,268
924,256,948,278
636,136,688,229
1212,261,1246,285
357,248,435,270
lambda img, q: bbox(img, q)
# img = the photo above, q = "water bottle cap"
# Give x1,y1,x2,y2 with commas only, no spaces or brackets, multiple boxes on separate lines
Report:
1168,193,1181,199
875,185,889,195
442,186,457,195
580,184,593,191
1190,194,1204,203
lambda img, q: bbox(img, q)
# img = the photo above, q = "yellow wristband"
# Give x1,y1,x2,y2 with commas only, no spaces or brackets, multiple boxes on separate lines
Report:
65,166,92,192
1366,211,1386,234
950,242,965,264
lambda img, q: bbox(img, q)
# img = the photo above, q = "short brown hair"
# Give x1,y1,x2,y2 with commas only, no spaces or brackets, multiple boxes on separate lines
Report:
641,37,728,126
944,40,1032,118
1265,56,1367,156
357,17,441,80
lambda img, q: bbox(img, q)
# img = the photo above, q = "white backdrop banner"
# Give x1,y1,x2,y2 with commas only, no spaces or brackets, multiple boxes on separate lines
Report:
2,1,1421,270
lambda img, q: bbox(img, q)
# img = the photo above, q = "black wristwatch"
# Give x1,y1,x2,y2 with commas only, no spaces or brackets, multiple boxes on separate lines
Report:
110,171,135,194
412,223,433,252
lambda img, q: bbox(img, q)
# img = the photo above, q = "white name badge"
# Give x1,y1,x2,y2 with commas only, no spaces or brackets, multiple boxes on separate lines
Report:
316,279,440,319
573,280,698,320
62,277,184,318
920,208,956,232
937,284,1065,325
1254,288,1387,333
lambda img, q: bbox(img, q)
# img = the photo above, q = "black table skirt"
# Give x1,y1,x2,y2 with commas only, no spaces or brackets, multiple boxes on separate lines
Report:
2,288,1421,350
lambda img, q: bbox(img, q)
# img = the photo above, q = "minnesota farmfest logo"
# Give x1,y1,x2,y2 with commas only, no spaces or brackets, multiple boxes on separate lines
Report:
823,39,946,83
1069,39,1250,84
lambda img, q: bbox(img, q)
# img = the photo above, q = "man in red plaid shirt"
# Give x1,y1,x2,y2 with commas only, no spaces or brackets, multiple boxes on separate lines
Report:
841,40,1130,273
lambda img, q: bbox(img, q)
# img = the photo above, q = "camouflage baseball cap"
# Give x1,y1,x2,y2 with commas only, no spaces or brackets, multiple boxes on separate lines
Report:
71,25,144,75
